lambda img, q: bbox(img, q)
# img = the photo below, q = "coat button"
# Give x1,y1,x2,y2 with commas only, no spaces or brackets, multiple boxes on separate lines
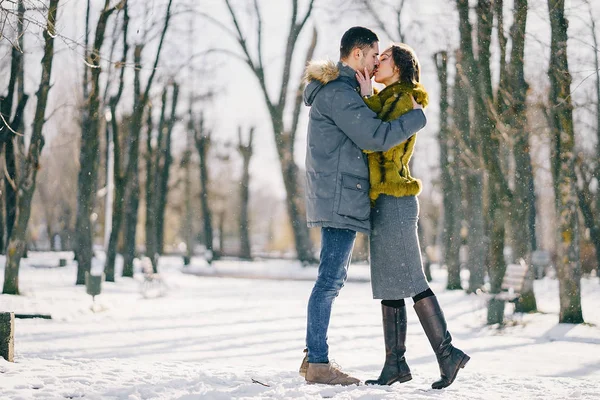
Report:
356,183,362,189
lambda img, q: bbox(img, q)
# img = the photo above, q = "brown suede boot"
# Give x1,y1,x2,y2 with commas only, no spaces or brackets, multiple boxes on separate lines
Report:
299,348,308,377
365,304,412,385
305,362,361,386
414,295,470,389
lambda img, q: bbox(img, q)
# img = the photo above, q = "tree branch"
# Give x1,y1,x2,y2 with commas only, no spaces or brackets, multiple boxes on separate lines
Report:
290,26,317,146
278,0,315,111
141,0,173,106
223,0,274,112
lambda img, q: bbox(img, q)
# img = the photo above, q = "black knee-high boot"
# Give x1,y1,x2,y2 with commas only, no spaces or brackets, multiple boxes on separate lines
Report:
413,295,470,389
365,303,412,385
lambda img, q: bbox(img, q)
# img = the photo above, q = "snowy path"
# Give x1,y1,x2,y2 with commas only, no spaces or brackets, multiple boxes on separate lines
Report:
1,254,599,399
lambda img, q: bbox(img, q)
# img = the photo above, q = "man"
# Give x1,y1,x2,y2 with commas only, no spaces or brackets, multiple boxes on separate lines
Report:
301,26,427,385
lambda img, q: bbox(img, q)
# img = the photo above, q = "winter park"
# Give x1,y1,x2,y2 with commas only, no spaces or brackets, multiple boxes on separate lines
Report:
1,0,600,399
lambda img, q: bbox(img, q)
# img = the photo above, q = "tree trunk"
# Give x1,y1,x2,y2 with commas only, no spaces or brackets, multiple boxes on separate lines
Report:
1,26,28,251
5,137,17,245
122,45,144,276
237,126,254,260
0,177,4,253
75,0,119,285
121,0,173,275
435,51,462,290
218,211,225,256
106,172,125,278
122,167,140,275
547,0,583,324
145,101,158,268
15,0,26,176
507,0,537,312
465,173,486,292
104,0,129,280
456,0,487,293
273,118,315,263
3,0,59,295
156,83,178,254
194,114,214,261
574,163,600,282
488,189,507,296
588,0,600,277
182,113,194,265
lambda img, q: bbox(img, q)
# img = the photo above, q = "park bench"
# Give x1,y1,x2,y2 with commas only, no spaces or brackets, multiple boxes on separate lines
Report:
495,259,529,301
487,259,529,324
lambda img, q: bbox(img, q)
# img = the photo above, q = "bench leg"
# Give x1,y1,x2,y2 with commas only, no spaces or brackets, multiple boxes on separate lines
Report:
0,312,15,362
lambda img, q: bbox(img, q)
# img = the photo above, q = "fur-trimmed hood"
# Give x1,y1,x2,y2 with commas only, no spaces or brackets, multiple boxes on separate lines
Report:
303,60,341,106
304,60,340,84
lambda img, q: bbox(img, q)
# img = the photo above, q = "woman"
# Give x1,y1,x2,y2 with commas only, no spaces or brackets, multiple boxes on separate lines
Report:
356,44,469,389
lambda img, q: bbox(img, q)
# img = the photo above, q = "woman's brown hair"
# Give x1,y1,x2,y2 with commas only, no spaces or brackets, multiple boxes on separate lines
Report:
386,43,420,85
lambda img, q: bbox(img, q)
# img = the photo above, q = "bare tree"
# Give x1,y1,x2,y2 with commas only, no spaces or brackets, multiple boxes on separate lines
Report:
75,0,122,285
3,0,60,294
155,83,179,256
144,101,157,263
575,157,600,278
212,0,318,262
143,81,179,271
105,0,130,280
122,0,174,276
353,0,408,42
434,50,462,290
1,0,28,253
181,108,195,265
194,112,215,261
575,0,600,276
547,0,583,324
455,0,487,294
503,0,537,313
237,126,254,260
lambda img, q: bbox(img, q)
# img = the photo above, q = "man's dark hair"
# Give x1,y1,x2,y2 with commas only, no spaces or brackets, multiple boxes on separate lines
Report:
340,27,379,60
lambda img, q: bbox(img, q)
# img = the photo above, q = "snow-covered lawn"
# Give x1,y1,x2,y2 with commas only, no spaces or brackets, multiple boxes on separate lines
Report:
0,253,599,399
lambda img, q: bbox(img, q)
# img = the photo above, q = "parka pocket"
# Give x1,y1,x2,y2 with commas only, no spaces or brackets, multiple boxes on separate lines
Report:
336,173,370,221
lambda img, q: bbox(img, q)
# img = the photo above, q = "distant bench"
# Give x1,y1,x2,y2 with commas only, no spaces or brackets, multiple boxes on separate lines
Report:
487,259,529,324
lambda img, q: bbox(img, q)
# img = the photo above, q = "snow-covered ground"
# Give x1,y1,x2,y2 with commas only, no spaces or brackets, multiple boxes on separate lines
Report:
1,252,599,399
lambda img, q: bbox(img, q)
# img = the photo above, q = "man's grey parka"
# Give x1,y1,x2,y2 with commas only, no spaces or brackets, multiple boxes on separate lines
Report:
303,61,427,234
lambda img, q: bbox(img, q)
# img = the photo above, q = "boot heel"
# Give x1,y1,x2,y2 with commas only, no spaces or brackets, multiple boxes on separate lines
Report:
460,355,470,369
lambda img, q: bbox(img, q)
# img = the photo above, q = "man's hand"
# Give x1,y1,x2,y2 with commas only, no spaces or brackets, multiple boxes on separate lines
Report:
356,67,373,97
411,96,423,110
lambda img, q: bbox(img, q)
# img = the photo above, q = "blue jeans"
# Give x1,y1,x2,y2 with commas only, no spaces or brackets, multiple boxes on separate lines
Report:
306,227,356,363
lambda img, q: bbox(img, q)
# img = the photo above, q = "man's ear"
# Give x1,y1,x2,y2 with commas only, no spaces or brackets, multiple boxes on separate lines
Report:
352,47,362,60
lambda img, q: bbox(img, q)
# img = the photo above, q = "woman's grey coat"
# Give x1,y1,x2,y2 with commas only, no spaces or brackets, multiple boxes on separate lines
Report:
303,61,427,234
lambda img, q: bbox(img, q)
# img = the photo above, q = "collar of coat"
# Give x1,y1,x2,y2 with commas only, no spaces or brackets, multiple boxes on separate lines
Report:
304,60,357,87
375,81,429,108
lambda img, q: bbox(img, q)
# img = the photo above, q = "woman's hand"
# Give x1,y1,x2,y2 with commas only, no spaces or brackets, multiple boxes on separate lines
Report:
356,67,372,97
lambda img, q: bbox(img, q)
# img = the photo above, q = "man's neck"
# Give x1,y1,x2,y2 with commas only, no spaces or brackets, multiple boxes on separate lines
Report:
340,59,358,71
